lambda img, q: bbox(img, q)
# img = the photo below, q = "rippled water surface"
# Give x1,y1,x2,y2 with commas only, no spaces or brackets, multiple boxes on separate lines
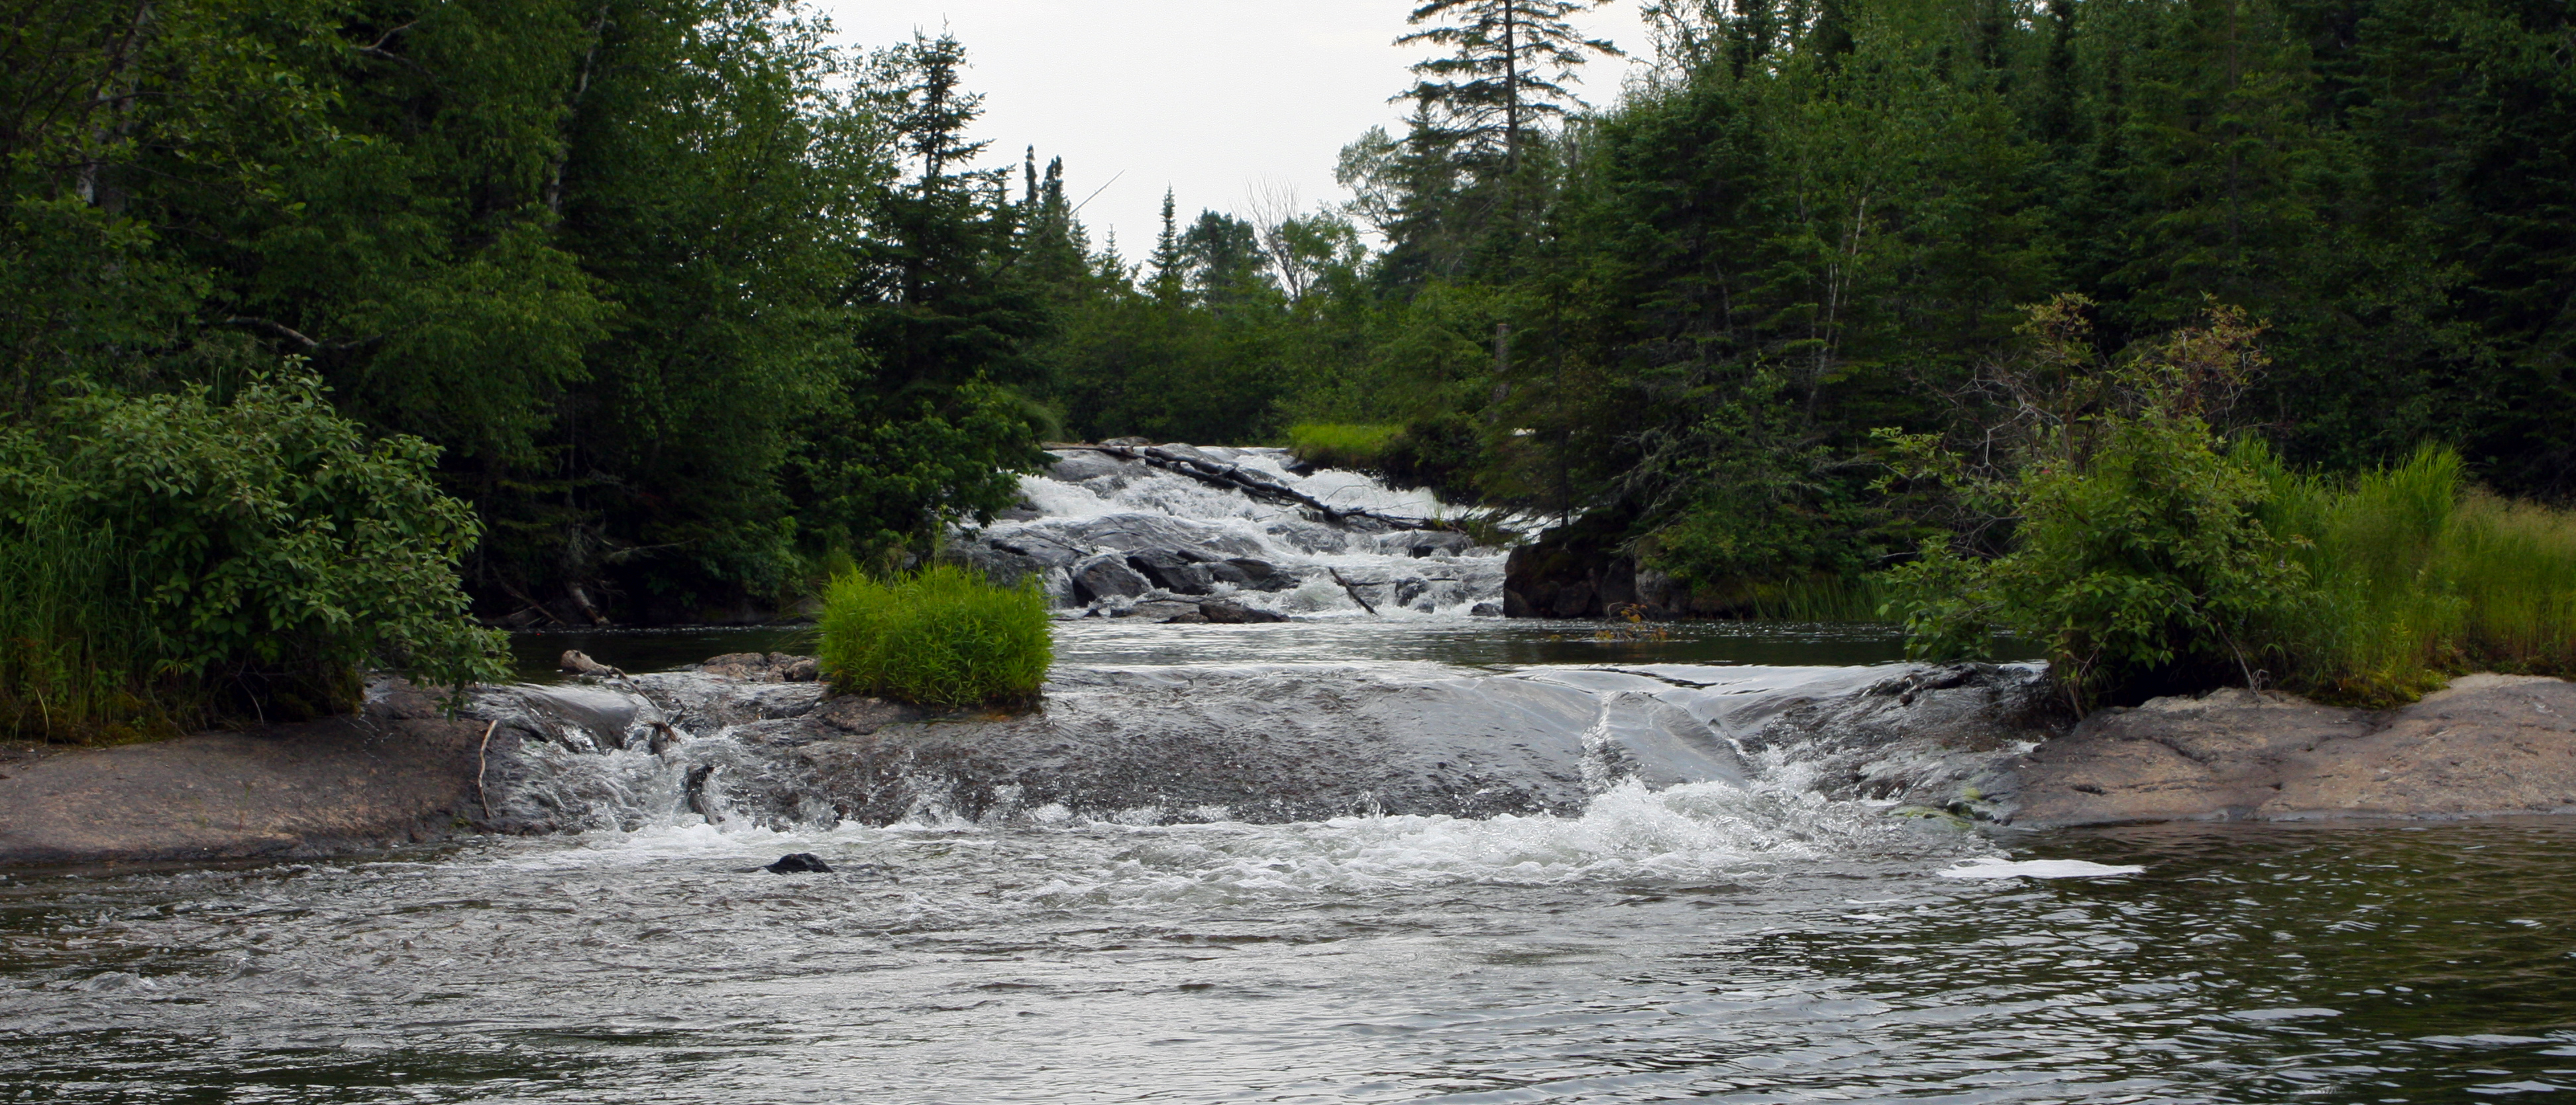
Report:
8,808,2576,1102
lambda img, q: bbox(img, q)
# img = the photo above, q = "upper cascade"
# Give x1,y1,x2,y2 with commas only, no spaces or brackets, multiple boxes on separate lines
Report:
951,443,1518,621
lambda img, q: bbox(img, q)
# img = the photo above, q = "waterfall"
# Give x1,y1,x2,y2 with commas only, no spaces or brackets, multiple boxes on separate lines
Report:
956,444,1517,619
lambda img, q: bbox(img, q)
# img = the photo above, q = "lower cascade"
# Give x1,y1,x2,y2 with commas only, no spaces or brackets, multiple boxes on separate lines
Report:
464,657,2054,840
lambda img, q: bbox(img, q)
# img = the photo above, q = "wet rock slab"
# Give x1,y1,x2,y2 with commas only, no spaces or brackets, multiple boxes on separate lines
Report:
0,681,491,867
2000,674,2576,827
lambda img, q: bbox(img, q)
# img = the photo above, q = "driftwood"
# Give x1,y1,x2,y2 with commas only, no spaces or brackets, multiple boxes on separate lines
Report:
1327,568,1381,616
1062,445,1452,533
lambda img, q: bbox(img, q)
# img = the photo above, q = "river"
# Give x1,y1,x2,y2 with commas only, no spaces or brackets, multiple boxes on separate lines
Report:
5,448,2572,1102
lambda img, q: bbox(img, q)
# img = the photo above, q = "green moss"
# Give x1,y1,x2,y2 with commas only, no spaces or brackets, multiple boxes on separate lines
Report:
817,564,1053,708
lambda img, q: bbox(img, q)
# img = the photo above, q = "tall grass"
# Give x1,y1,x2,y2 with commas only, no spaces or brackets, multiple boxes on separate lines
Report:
0,506,178,743
817,564,1053,708
2255,445,2576,706
1286,423,1403,472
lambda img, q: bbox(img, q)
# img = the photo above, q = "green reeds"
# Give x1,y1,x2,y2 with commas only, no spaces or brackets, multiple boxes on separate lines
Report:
1733,574,1894,622
817,564,1053,708
0,505,180,743
2255,445,2576,706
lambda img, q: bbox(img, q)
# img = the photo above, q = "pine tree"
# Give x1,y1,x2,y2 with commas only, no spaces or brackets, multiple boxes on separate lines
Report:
1395,0,1624,176
1149,189,1187,306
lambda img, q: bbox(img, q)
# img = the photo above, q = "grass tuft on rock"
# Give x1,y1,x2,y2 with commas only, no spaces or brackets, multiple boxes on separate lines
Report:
1286,423,1403,472
818,564,1052,708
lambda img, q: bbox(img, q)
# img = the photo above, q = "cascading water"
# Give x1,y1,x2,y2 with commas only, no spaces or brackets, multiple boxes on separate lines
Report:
961,444,1517,618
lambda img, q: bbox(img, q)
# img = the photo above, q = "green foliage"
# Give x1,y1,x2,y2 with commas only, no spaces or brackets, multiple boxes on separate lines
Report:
1286,423,1404,471
817,564,1051,708
1885,305,2576,710
0,367,508,741
2253,445,2576,706
1881,305,2306,709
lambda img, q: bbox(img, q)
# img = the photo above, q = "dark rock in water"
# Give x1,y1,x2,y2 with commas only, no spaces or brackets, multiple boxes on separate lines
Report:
1127,549,1218,595
1222,557,1298,592
1393,578,1430,609
1470,602,1503,617
1119,599,1204,622
764,853,833,874
1385,531,1477,558
1200,600,1287,624
1164,611,1211,623
1071,553,1151,604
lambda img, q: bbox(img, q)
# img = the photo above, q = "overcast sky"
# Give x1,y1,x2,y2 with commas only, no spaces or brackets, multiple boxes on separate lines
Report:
817,1,1655,255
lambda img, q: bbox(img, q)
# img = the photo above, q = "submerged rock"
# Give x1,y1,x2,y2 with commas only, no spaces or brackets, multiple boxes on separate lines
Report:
765,853,833,874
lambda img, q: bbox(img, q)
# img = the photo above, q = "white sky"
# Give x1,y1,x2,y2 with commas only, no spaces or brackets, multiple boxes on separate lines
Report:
818,1,1656,256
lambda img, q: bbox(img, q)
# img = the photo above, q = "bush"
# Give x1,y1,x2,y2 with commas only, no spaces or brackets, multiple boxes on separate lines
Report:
1880,301,2308,711
1286,423,1403,471
1882,303,2576,711
817,564,1051,708
0,368,510,741
1884,403,2302,710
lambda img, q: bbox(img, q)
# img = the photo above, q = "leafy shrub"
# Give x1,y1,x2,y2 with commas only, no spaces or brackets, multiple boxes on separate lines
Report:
0,368,510,740
1286,423,1403,472
1883,301,2576,711
817,564,1051,708
1880,302,2307,711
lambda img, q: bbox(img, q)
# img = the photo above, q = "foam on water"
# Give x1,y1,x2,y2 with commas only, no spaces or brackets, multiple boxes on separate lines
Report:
1938,857,2145,879
488,775,1993,907
980,448,1523,617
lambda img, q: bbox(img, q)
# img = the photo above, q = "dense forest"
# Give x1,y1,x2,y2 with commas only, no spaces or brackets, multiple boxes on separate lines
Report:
1038,0,2573,613
1,0,2570,730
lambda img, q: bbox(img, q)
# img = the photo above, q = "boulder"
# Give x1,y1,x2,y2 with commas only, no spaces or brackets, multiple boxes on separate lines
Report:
560,650,624,678
1046,449,1136,484
765,853,833,874
1069,553,1151,605
1470,602,1503,617
1221,557,1298,592
1126,548,1218,595
1200,600,1288,624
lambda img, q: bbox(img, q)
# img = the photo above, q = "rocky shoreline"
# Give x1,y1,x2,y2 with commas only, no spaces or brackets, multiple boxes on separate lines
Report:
3,657,2570,869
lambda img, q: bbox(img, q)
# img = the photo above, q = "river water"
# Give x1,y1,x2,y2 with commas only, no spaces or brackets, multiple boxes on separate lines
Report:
7,453,2575,1101
6,815,2576,1102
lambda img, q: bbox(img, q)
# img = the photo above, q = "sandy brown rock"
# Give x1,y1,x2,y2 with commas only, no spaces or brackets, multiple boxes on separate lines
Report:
2004,674,2576,827
2267,674,2576,817
0,681,490,868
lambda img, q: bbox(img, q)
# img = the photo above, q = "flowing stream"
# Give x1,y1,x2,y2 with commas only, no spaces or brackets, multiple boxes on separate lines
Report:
6,451,2575,1102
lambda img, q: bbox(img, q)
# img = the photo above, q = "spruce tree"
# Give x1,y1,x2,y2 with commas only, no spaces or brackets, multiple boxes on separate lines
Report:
1395,0,1624,176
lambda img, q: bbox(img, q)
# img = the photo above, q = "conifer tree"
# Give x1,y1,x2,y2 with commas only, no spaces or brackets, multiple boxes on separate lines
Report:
1395,0,1624,175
